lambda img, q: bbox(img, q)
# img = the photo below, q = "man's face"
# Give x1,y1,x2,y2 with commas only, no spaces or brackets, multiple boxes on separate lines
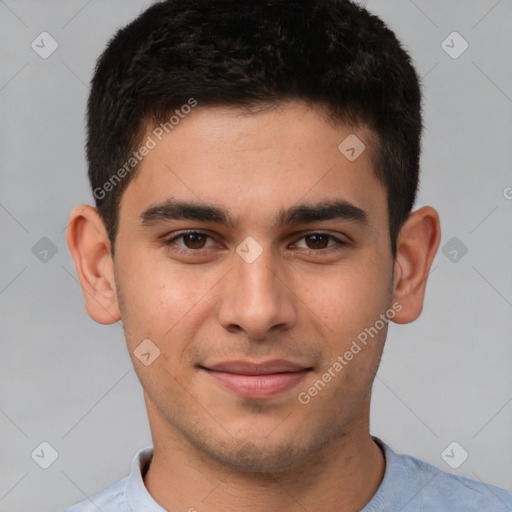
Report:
113,101,395,471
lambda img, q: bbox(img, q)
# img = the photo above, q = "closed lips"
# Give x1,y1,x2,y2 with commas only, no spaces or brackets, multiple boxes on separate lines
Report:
201,360,313,375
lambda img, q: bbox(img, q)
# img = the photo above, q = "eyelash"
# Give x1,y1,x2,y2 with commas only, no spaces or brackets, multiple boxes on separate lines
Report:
162,230,347,256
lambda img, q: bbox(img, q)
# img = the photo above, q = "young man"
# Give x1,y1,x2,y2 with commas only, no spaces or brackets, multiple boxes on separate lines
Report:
64,0,512,510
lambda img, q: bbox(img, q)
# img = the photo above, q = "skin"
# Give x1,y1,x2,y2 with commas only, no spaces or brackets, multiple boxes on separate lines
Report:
67,100,440,511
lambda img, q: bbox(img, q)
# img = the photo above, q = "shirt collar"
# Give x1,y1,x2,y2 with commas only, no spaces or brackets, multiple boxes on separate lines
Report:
125,445,166,511
125,438,396,511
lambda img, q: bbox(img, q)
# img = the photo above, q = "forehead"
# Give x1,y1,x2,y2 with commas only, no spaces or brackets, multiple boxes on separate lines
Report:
119,101,387,230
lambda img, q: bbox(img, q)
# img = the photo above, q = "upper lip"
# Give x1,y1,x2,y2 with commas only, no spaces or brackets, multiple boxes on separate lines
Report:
202,359,312,375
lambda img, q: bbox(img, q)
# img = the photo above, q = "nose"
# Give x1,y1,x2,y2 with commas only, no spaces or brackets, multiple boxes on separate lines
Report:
217,243,298,340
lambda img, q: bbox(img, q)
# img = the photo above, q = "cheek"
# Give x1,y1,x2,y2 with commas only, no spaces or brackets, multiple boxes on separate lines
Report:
114,249,177,341
116,250,218,351
310,260,389,337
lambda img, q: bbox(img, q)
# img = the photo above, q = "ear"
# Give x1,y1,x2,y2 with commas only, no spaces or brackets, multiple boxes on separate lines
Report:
391,206,441,324
66,204,121,325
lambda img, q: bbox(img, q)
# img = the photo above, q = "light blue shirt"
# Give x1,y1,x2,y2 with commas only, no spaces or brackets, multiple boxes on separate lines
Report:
63,437,512,511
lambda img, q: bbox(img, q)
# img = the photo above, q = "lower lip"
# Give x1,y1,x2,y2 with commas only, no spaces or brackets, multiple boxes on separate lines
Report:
204,369,310,399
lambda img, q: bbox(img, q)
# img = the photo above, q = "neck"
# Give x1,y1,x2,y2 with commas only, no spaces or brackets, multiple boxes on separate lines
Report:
143,403,385,512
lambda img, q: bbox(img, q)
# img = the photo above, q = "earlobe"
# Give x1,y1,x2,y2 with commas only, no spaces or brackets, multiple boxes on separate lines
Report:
66,204,121,325
391,206,441,325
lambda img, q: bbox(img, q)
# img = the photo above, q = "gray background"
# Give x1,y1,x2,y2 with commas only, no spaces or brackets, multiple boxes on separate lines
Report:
1,0,511,510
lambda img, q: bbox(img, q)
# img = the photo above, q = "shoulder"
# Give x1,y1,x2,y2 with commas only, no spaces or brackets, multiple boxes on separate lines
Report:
401,453,512,510
62,477,129,512
366,438,512,512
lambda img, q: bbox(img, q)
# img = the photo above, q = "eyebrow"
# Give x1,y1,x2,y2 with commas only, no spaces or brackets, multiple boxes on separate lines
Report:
139,198,369,228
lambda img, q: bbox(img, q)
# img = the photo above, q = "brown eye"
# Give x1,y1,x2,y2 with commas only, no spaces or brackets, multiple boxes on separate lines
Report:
163,231,215,252
182,232,207,249
294,232,344,252
304,234,330,249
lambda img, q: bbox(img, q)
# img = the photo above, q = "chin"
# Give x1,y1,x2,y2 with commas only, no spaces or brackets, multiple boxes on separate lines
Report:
212,441,307,473
184,427,328,473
